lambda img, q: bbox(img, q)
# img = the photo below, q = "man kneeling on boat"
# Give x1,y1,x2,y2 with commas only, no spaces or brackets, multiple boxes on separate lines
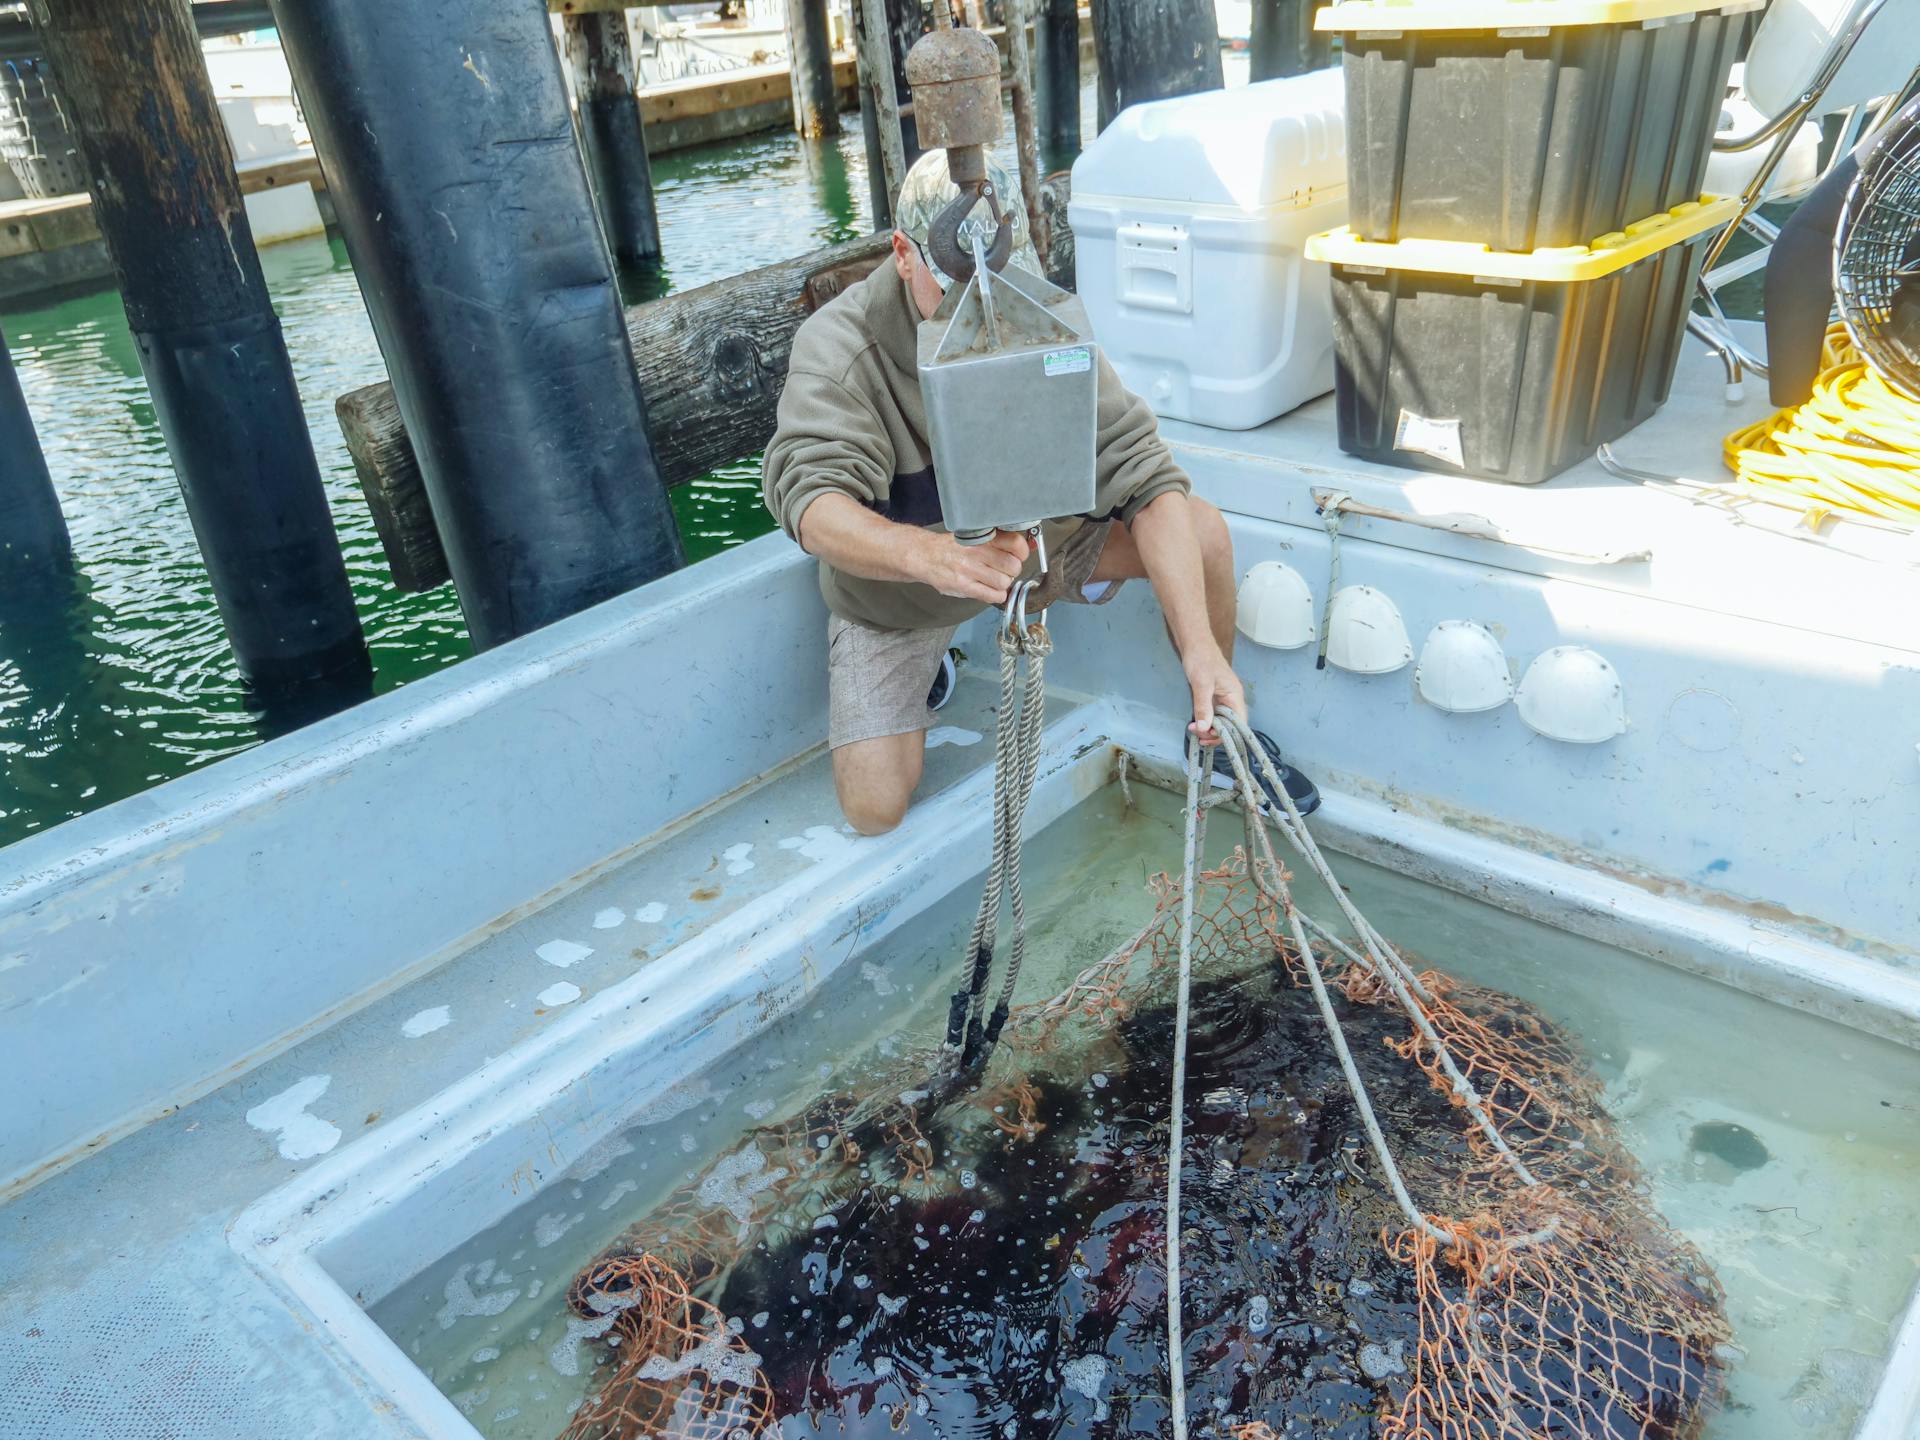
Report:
762,151,1318,835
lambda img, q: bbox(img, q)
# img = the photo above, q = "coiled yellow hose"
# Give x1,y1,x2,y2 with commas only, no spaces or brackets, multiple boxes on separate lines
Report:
1723,323,1920,524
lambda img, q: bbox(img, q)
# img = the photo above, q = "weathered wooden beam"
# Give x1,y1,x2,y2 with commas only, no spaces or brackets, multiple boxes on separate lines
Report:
338,232,893,593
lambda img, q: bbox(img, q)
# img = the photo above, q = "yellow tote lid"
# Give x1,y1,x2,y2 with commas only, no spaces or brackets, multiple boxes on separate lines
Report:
1304,196,1739,281
1315,0,1760,31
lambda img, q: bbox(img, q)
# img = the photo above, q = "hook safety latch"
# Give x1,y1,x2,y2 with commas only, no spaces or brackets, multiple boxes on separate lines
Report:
928,176,1015,286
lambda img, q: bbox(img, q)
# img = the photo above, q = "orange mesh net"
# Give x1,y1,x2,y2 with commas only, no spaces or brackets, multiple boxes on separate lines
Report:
559,844,1728,1440
556,1254,775,1440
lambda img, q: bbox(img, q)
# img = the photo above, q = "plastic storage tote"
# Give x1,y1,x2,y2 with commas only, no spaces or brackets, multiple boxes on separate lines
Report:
1069,68,1347,431
1318,0,1756,252
1305,196,1737,485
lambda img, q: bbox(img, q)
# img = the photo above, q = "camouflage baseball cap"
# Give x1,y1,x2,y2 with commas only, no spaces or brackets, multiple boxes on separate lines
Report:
893,148,1039,284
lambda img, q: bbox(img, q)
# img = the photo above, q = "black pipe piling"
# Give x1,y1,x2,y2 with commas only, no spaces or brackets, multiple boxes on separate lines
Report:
1090,0,1224,127
885,0,927,165
785,0,841,138
1249,0,1332,80
0,323,70,587
270,0,684,651
1033,0,1081,162
563,10,662,272
24,0,369,700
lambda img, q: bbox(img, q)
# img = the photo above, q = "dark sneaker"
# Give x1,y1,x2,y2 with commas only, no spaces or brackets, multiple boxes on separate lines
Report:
927,648,959,711
1204,727,1321,817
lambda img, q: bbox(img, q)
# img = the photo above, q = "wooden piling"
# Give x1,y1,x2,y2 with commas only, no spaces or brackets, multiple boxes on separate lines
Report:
1090,0,1223,128
784,0,841,138
1000,0,1048,267
854,0,909,217
564,9,662,271
24,0,369,698
1249,0,1332,80
855,54,892,226
272,0,683,650
0,322,70,585
1033,0,1082,161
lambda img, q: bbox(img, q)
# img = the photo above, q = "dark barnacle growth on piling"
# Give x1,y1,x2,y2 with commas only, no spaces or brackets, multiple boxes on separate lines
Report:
559,858,1731,1440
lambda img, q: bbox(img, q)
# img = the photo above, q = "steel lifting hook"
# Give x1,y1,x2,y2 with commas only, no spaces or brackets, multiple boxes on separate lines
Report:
928,178,1015,286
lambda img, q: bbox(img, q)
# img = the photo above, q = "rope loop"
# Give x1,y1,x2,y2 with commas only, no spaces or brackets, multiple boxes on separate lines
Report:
946,597,1050,1075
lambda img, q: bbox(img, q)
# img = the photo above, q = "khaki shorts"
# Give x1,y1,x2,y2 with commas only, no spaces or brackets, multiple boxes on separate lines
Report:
828,519,1124,749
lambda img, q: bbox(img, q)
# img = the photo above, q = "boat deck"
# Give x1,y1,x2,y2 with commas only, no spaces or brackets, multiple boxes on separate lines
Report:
0,674,1054,1438
1156,327,1920,659
5,325,1918,1439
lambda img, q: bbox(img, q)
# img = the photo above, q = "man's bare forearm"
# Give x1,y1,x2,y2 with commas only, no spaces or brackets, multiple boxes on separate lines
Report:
1130,490,1245,739
797,491,1029,604
1130,492,1221,661
796,492,935,583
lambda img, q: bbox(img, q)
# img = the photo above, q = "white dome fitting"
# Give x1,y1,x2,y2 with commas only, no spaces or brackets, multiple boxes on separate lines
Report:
1325,585,1412,674
1415,621,1513,714
1235,561,1316,649
1515,646,1628,743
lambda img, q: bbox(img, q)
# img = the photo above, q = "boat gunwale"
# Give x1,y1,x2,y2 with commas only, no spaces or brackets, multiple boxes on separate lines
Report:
225,699,1920,1440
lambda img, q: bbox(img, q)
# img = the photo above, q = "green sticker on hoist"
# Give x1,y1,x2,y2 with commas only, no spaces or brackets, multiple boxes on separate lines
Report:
1043,346,1092,377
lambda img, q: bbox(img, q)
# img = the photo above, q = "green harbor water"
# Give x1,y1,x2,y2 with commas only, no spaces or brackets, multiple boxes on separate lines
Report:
0,62,1764,850
0,128,885,847
0,59,1114,850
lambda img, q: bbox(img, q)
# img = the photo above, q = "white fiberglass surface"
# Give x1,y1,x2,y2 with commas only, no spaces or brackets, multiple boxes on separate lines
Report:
367,782,1920,1440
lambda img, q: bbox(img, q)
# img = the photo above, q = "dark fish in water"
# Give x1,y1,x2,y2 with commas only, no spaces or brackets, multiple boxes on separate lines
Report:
626,964,1727,1439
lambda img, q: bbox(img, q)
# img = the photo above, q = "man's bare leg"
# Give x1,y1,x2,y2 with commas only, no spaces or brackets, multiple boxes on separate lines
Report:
833,730,926,836
1089,496,1237,660
830,499,1236,837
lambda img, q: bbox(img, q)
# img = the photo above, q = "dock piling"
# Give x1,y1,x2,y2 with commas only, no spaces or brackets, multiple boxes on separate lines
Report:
272,0,684,650
24,0,370,700
1001,0,1048,266
563,9,662,272
1249,0,1332,80
856,61,892,226
784,0,841,138
0,322,70,586
1090,0,1224,129
1033,0,1082,161
336,233,893,591
854,0,910,218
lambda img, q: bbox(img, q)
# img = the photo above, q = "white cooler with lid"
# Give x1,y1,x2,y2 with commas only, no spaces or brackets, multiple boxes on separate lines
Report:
1069,69,1346,431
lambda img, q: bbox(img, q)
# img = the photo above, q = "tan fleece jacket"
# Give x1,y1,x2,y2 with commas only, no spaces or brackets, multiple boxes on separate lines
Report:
762,260,1191,632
